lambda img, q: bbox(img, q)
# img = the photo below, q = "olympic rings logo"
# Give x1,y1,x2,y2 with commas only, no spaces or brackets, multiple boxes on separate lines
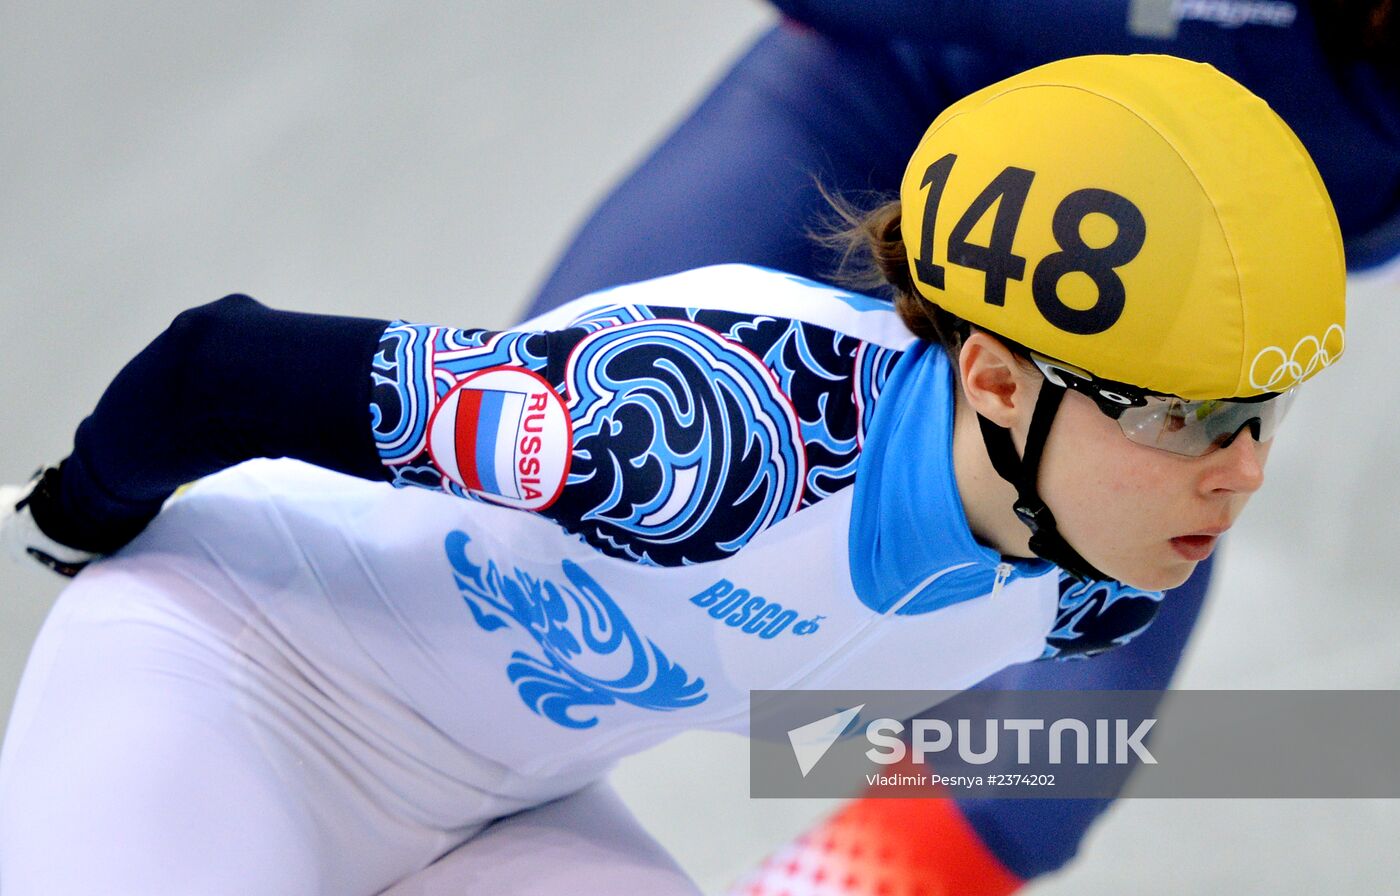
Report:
1248,324,1345,392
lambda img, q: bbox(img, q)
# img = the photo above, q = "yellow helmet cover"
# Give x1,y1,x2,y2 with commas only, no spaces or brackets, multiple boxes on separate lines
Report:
899,54,1345,399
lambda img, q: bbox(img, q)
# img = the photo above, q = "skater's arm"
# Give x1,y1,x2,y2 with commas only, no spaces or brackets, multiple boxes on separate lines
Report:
29,294,391,553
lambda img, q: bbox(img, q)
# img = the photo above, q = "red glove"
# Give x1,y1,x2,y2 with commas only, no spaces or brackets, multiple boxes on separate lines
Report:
727,768,1022,896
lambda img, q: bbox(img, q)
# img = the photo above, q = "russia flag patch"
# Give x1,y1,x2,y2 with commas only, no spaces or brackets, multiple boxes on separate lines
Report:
427,366,572,511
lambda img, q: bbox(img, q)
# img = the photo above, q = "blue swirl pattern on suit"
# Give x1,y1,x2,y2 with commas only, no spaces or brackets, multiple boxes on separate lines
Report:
444,530,708,729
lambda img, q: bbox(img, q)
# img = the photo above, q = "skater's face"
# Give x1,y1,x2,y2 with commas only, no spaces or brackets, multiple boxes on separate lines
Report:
959,333,1271,591
1034,380,1270,590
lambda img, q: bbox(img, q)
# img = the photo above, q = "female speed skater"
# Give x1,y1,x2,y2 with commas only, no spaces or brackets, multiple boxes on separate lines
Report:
0,55,1347,895
518,2,1398,890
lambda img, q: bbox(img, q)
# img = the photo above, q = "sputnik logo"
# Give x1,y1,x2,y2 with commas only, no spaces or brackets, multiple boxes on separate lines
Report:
787,704,865,777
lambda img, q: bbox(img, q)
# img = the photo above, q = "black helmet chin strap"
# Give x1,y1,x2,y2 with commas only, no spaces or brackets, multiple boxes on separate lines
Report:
975,382,1110,583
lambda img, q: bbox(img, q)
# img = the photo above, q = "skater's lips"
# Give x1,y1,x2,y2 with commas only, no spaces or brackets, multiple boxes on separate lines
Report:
1169,526,1228,562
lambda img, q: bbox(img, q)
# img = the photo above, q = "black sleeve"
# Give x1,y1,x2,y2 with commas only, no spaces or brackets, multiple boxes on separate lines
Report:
32,295,390,553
